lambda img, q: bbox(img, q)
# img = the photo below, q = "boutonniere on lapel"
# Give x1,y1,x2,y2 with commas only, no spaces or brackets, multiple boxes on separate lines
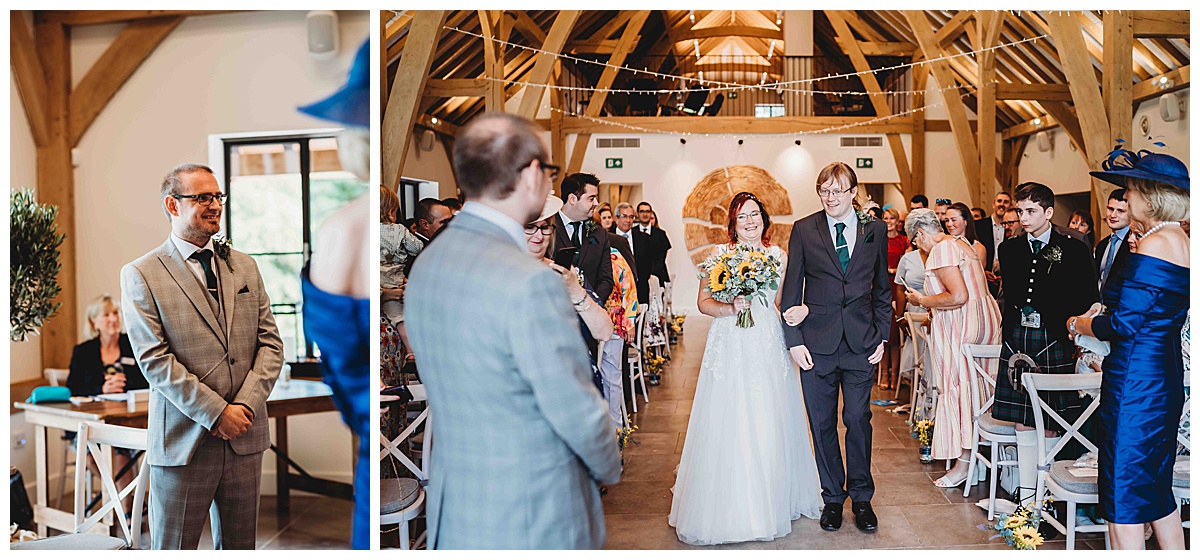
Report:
212,236,235,272
856,209,877,243
582,219,600,244
1042,245,1063,273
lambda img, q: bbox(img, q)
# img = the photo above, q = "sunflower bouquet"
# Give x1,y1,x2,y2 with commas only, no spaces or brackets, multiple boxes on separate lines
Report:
980,498,1053,550
616,415,639,450
696,243,782,328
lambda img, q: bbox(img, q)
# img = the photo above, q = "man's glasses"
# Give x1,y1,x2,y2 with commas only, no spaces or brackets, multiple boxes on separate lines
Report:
817,187,853,199
617,213,635,220
935,198,951,204
1001,220,1019,226
173,193,228,206
519,160,560,182
524,223,556,236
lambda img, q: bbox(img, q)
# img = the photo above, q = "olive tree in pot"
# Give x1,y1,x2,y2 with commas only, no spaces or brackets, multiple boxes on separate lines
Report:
10,189,65,342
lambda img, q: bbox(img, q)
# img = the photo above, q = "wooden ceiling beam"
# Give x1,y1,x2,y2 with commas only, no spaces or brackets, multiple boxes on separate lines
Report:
383,10,446,189
1132,65,1190,104
10,12,51,146
976,10,1006,205
934,11,972,46
510,10,547,44
857,41,917,57
516,10,580,119
38,10,237,26
675,25,783,41
69,16,184,146
995,82,1074,101
1131,10,1190,38
477,10,505,111
832,10,888,42
423,78,489,98
541,115,915,135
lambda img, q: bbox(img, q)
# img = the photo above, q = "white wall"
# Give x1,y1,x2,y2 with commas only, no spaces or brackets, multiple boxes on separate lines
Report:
9,10,368,496
10,70,43,381
403,134,457,198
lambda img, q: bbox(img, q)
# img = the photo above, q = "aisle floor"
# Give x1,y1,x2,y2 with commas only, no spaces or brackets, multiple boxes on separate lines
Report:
602,315,1118,550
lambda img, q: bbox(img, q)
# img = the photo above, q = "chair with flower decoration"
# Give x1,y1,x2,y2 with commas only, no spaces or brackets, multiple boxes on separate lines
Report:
626,312,650,413
962,343,1017,520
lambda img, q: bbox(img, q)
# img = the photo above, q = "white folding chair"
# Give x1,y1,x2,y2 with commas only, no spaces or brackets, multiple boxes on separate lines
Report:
380,384,431,549
626,313,650,412
647,276,670,361
901,312,932,424
1173,371,1190,529
1023,372,1108,550
961,344,1017,519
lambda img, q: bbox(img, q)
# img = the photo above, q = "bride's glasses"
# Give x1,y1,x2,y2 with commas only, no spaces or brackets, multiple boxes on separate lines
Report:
735,211,762,223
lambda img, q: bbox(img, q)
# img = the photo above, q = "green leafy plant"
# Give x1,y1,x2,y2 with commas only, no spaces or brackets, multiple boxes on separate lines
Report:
10,189,65,342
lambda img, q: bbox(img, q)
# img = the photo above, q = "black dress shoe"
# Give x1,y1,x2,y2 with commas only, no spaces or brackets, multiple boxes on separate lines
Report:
819,503,843,531
852,501,878,532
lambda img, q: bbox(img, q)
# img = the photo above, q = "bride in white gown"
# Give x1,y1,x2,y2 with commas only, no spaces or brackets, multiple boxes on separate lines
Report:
669,192,823,546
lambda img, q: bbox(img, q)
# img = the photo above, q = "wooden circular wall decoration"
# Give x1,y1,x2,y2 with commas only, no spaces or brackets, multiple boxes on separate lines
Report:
683,165,795,267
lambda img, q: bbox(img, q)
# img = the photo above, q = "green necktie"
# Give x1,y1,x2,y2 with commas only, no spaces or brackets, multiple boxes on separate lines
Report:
571,221,582,247
192,249,219,300
1031,239,1044,255
835,222,850,272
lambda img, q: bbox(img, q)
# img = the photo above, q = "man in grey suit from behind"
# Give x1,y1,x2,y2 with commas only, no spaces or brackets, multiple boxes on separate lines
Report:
406,113,622,549
121,163,283,549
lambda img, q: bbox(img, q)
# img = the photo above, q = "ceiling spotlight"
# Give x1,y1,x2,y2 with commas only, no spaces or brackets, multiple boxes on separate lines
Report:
794,139,802,146
431,117,439,125
1032,117,1042,126
738,139,744,145
1157,75,1175,89
689,10,695,23
776,11,783,25
680,138,687,145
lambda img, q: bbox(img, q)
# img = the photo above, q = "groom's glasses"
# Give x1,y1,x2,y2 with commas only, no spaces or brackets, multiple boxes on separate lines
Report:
173,193,228,206
817,187,852,199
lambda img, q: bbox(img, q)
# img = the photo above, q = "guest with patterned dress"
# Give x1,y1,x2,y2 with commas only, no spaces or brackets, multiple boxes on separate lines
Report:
1068,148,1189,550
600,241,639,431
903,209,1001,487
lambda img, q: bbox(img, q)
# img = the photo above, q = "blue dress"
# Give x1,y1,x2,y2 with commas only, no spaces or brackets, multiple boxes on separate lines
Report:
1091,253,1188,524
302,270,371,549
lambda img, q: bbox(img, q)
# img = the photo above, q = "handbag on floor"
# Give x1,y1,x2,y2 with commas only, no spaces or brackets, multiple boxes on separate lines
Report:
10,467,34,530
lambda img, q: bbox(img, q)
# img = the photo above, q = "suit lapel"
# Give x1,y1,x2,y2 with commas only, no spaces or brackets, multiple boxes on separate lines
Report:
554,214,570,249
156,238,228,348
217,255,237,342
814,212,844,276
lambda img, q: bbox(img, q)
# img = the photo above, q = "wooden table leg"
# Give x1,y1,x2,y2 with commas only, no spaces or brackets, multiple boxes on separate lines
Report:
34,423,48,537
276,416,289,516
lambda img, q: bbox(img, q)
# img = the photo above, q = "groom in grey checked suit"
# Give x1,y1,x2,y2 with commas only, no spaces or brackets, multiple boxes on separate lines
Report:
407,113,622,549
121,163,283,549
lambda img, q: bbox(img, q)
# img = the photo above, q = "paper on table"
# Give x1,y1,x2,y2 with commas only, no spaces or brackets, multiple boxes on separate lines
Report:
1068,467,1099,478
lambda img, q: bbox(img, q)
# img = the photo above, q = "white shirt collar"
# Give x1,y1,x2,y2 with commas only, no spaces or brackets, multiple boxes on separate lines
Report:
171,233,214,260
826,209,859,230
638,223,652,233
460,201,526,250
1026,227,1052,249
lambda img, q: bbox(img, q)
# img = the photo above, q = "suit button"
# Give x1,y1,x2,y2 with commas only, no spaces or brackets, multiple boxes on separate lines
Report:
229,358,236,365
842,303,848,308
843,280,849,286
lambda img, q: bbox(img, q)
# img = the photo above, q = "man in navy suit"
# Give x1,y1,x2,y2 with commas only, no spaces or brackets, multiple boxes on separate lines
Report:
781,162,892,534
1094,188,1132,296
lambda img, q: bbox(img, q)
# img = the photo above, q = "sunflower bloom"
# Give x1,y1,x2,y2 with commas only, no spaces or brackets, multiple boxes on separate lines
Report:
1012,526,1043,549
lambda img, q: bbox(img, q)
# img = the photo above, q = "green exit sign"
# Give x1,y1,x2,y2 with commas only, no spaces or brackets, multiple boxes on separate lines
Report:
856,157,874,169
605,158,624,169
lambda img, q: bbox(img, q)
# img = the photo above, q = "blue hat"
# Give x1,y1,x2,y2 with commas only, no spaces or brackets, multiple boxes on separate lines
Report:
1090,142,1190,192
298,40,370,127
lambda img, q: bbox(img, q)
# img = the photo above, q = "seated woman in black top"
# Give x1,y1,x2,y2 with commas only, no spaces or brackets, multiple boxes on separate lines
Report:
67,295,138,397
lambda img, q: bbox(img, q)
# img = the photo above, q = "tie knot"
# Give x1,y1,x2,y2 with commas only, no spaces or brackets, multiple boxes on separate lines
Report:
835,222,846,234
192,249,213,263
1031,239,1044,253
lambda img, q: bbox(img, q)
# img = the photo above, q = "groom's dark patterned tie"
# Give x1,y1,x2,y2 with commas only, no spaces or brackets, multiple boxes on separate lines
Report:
1031,239,1044,255
834,222,850,272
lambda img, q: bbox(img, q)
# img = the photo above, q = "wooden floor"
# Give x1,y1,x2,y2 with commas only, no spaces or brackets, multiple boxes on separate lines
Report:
601,315,1122,550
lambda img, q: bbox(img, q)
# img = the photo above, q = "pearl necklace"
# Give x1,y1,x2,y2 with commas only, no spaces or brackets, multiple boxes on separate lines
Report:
1140,221,1180,239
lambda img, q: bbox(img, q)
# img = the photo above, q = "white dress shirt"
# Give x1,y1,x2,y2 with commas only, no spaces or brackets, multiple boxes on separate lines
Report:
558,210,583,241
461,201,527,250
615,226,635,254
1026,227,1052,253
171,234,217,286
826,210,859,257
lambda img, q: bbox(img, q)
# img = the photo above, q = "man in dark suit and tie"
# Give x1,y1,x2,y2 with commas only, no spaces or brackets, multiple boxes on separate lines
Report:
1094,188,1132,296
781,162,892,534
612,202,652,304
976,191,1012,297
555,173,615,304
635,201,672,287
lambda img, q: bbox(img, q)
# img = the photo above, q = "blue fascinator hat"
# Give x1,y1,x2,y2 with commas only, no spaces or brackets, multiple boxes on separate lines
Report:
1089,140,1189,192
298,40,370,127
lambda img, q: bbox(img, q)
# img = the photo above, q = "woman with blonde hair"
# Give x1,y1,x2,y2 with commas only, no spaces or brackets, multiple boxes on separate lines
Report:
67,295,140,396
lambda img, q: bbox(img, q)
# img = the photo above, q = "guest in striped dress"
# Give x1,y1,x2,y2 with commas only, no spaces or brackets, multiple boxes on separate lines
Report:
903,209,1001,488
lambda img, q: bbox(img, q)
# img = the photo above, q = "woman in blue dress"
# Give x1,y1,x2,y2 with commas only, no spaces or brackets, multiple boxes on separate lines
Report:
1068,147,1189,550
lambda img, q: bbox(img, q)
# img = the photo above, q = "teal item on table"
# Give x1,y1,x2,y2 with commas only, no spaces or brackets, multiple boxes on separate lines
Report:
26,386,71,404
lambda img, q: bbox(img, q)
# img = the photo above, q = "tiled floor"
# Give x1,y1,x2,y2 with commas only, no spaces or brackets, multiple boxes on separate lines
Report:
602,315,1126,550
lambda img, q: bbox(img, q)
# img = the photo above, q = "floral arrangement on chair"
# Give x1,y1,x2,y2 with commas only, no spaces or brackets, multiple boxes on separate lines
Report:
907,418,934,463
645,353,667,376
616,415,639,450
980,498,1053,550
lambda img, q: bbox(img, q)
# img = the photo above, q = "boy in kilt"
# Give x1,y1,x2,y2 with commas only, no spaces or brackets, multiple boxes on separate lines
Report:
994,182,1099,506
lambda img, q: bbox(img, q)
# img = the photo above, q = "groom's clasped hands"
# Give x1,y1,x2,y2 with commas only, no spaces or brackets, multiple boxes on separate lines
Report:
211,403,255,440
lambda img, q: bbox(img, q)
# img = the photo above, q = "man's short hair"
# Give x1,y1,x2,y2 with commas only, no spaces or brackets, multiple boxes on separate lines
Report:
816,162,857,192
615,201,634,215
1108,188,1127,203
995,191,1012,201
560,173,599,203
441,197,463,211
636,201,653,212
453,113,547,200
1014,182,1055,210
415,197,449,224
160,163,215,219
910,194,929,207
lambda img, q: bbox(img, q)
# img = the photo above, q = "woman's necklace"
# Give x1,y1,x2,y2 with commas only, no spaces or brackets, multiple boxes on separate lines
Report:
1140,221,1180,239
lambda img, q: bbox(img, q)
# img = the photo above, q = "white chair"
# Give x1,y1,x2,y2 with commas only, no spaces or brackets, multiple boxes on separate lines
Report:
901,312,932,424
380,384,431,550
626,313,650,413
961,344,1018,519
1023,372,1108,550
1173,371,1190,529
13,422,151,550
647,276,670,361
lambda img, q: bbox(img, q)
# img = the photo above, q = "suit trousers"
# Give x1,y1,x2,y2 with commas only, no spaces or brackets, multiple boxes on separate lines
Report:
599,338,625,430
149,434,264,549
801,337,875,504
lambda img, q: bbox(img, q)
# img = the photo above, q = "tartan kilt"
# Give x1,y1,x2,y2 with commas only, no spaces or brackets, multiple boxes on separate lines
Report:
993,325,1085,427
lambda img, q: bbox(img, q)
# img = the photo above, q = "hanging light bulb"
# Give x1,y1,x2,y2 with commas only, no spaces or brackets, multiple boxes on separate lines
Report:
689,10,695,24
767,40,776,61
776,10,783,26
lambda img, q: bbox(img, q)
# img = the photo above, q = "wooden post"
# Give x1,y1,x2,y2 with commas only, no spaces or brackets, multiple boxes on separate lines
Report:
911,65,927,199
1100,10,1134,237
976,11,1005,208
549,64,566,197
33,15,76,369
383,10,446,190
516,11,579,119
478,11,505,112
